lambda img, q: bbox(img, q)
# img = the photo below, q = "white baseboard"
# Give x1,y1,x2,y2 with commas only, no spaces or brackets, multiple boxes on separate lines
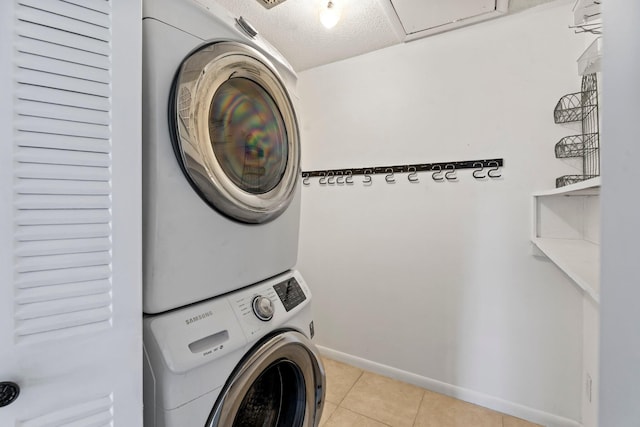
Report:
317,345,582,427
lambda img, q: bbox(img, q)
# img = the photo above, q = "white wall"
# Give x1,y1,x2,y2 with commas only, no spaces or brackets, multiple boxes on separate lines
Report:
599,0,640,425
298,1,587,424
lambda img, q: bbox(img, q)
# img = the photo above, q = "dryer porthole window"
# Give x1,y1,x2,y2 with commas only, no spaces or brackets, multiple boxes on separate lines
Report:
208,77,289,195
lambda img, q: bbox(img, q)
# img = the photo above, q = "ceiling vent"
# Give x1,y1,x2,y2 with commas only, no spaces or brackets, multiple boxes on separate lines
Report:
255,0,288,9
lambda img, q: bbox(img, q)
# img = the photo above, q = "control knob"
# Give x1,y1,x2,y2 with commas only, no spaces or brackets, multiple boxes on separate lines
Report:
252,296,274,321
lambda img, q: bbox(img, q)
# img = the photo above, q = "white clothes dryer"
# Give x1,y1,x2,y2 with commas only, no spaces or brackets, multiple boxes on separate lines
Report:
142,0,303,313
143,270,325,427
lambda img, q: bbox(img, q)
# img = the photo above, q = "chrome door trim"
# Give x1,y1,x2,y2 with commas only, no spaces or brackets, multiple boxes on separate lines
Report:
171,41,300,224
207,330,325,427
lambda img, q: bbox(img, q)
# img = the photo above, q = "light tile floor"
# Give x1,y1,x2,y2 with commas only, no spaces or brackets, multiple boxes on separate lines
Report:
319,358,543,427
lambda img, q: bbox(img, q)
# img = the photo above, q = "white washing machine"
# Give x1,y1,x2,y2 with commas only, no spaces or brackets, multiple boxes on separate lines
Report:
142,0,303,313
143,270,325,426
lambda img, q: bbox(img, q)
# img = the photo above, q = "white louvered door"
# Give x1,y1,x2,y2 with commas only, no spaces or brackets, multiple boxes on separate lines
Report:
0,1,142,425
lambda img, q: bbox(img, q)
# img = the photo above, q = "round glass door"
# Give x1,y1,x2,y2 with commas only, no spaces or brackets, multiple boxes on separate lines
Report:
207,331,325,427
209,78,288,195
170,42,300,224
233,360,305,426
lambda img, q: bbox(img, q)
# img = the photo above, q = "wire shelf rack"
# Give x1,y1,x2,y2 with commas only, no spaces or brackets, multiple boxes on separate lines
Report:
553,90,597,124
555,133,599,158
555,174,599,188
554,73,600,188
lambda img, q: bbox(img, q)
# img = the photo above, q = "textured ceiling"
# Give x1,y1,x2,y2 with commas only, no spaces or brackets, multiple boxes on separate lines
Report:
215,0,402,71
214,0,557,72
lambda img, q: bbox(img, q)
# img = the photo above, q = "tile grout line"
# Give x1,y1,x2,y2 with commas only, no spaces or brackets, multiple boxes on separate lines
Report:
321,405,336,427
336,369,364,406
346,408,393,427
338,369,424,427
411,390,427,427
332,369,392,427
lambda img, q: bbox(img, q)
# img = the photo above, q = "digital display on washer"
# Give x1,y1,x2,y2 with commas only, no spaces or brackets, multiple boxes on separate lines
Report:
273,278,306,312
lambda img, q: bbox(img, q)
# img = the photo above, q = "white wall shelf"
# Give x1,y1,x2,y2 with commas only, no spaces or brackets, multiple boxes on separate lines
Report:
532,237,599,303
533,176,600,197
573,0,601,26
578,37,602,76
532,177,600,304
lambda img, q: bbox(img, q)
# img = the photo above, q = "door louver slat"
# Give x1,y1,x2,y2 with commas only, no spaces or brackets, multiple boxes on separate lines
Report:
17,85,111,112
16,163,111,181
16,179,111,195
16,195,112,210
13,0,113,343
16,237,111,257
16,3,111,41
15,279,111,304
15,117,110,140
16,209,111,226
16,99,111,124
16,147,110,166
16,251,111,274
19,395,113,427
16,20,110,56
16,265,112,289
16,37,110,69
16,132,110,152
15,307,112,338
16,293,112,320
19,0,111,29
17,68,110,98
61,0,111,15
18,53,110,83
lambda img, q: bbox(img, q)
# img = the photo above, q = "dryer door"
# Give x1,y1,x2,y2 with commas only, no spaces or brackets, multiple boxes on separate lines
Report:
170,42,300,224
207,331,325,427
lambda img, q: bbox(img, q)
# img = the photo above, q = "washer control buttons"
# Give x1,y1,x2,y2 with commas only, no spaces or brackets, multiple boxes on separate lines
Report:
252,296,274,321
274,278,306,312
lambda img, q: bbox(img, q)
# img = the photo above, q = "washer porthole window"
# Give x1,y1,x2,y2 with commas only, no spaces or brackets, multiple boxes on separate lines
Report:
233,360,305,426
206,331,325,427
170,42,300,224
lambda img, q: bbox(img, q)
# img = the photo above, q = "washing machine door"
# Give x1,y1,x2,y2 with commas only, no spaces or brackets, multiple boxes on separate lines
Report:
170,42,300,224
207,331,325,427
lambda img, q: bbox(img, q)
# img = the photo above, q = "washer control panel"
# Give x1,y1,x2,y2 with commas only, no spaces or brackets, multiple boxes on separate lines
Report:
273,277,306,312
228,272,310,340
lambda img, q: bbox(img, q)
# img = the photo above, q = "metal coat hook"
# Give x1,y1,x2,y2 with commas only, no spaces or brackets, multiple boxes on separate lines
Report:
472,162,486,179
345,170,354,185
487,161,501,178
301,158,504,185
444,164,457,181
363,169,372,185
384,168,395,183
432,164,444,181
407,166,419,183
318,172,327,185
327,171,335,185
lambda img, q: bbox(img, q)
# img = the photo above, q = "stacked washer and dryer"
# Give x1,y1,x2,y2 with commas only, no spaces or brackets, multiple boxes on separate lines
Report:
141,0,325,425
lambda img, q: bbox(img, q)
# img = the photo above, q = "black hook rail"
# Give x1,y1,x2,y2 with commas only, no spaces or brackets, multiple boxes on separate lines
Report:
302,158,503,178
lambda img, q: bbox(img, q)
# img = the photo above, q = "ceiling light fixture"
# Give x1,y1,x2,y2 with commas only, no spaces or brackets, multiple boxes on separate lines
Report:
320,0,342,29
